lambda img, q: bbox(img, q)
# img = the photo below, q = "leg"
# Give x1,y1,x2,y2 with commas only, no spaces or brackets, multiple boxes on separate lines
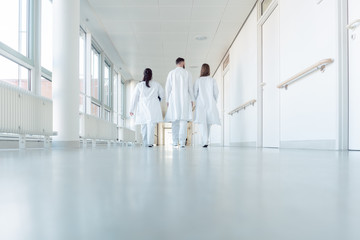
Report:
141,124,148,146
147,123,156,146
172,120,180,146
179,120,188,146
200,124,209,146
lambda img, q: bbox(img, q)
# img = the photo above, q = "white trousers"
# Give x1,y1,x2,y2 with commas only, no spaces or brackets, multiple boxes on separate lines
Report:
141,123,156,146
172,120,188,146
200,124,211,146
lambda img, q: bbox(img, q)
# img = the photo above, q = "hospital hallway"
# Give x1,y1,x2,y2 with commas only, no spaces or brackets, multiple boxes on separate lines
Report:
0,146,359,240
2,0,360,239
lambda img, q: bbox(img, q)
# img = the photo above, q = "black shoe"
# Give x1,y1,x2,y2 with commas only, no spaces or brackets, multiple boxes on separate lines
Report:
148,145,153,148
202,145,208,148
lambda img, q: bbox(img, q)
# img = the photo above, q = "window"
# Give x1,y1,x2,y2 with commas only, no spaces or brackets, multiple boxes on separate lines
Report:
120,81,124,117
41,76,52,99
41,0,53,71
0,0,29,56
79,29,86,94
79,29,86,113
91,47,100,100
104,109,110,121
91,102,100,117
104,61,111,107
0,54,30,90
113,72,119,124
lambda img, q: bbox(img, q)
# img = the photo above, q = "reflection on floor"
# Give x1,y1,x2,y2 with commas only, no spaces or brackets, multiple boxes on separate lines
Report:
0,146,359,240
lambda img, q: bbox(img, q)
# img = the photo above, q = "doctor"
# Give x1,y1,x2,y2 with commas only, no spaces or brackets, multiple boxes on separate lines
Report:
193,63,221,148
130,68,165,147
165,57,194,148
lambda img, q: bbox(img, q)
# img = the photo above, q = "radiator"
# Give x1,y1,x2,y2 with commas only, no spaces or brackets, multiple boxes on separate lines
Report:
0,81,53,136
118,127,136,143
79,113,117,141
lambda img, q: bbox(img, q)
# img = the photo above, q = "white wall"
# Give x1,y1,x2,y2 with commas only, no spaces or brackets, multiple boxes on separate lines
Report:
210,0,342,150
278,0,339,149
209,8,258,147
228,9,258,146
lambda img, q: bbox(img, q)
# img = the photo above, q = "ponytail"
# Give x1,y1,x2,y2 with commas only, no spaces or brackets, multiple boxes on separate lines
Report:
143,68,152,88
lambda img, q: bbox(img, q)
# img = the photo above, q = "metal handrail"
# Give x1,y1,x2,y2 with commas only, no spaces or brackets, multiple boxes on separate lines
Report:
277,58,334,90
228,99,256,116
347,19,360,30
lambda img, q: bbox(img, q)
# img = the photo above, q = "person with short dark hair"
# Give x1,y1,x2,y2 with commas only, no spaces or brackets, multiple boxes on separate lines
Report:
193,64,221,148
130,68,165,147
165,57,194,148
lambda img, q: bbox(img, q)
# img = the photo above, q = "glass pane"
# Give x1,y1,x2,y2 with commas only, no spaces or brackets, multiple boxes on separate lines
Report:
104,63,111,106
91,48,100,100
79,94,85,113
119,82,124,116
113,72,118,124
104,110,110,121
41,76,52,99
91,102,100,117
0,0,28,56
0,54,30,90
79,30,86,93
41,0,53,71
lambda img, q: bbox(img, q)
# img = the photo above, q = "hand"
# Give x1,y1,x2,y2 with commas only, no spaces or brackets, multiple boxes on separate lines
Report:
191,101,194,108
167,102,169,107
130,112,134,116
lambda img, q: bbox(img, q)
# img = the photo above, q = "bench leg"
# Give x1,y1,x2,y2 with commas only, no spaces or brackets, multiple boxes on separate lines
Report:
19,134,26,149
44,136,51,148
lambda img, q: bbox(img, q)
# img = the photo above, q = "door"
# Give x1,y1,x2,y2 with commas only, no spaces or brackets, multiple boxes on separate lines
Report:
262,7,280,148
348,0,360,150
223,71,231,146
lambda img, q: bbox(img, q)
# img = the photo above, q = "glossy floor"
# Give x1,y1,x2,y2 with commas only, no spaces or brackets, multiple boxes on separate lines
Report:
0,146,359,240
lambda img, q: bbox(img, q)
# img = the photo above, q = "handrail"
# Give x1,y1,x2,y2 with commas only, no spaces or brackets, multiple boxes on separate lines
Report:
277,58,334,90
228,99,256,116
347,19,360,30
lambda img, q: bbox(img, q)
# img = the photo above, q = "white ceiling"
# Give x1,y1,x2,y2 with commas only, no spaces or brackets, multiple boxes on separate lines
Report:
86,0,257,84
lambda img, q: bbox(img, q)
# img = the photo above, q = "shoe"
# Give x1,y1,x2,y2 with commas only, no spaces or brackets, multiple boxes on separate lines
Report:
180,145,186,148
202,145,208,148
148,145,153,148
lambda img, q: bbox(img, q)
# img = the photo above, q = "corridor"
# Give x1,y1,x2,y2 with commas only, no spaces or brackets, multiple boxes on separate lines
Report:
0,146,359,240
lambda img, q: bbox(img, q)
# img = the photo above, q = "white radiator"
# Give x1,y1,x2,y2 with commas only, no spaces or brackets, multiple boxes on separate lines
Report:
79,113,117,141
0,81,53,136
118,127,136,143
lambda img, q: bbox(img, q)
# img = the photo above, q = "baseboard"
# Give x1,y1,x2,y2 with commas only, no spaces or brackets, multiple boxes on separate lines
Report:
52,141,80,149
280,140,337,150
0,140,45,149
230,141,257,147
209,143,222,147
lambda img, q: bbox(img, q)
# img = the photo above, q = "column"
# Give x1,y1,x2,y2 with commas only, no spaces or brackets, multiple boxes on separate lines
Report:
52,0,80,148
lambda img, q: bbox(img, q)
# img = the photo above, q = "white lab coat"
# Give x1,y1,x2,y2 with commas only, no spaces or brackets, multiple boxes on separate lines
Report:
164,67,194,122
130,80,165,125
193,76,221,125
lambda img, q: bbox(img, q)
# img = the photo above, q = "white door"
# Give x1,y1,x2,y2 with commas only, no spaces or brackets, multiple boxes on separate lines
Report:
262,7,280,148
348,0,360,150
223,71,231,146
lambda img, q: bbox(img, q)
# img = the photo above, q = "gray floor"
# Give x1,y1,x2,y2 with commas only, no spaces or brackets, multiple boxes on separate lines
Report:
0,146,359,240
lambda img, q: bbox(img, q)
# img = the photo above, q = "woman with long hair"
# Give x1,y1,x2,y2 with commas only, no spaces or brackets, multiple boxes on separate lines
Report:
130,68,165,147
193,64,221,148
